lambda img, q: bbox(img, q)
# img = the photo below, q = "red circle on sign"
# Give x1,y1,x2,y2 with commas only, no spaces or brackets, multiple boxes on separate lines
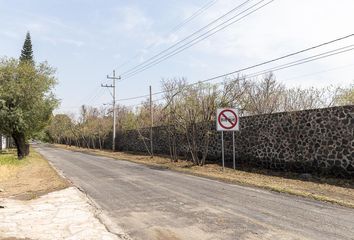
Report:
218,109,238,129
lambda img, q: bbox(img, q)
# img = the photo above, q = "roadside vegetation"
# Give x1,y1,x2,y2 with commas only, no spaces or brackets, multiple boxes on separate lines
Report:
0,149,29,182
47,73,353,207
0,149,26,166
46,74,353,165
0,32,58,159
0,147,69,200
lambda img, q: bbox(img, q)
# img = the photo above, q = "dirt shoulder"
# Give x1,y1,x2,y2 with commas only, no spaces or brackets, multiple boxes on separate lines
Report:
54,144,354,209
0,147,69,200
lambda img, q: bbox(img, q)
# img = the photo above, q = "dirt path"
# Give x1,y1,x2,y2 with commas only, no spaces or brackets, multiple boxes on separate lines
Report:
0,148,69,200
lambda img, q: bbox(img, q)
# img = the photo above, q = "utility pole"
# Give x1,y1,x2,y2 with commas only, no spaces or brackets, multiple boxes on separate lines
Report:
101,70,120,151
149,85,154,157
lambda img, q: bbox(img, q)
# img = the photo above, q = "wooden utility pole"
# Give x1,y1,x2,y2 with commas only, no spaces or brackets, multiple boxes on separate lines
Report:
149,85,154,157
102,70,120,151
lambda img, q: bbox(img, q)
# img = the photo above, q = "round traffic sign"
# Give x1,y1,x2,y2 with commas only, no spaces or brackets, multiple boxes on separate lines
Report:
218,109,238,130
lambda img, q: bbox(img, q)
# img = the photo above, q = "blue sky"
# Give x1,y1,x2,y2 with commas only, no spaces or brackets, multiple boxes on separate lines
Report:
1,0,353,115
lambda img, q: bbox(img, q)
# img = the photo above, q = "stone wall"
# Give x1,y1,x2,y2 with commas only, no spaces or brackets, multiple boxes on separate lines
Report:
115,105,354,177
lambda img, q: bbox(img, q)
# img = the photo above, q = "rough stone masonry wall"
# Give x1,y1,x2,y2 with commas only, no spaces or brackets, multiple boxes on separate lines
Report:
115,106,354,177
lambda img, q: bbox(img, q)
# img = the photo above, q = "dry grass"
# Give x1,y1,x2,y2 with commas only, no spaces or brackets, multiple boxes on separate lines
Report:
55,144,354,208
0,149,29,182
0,147,69,200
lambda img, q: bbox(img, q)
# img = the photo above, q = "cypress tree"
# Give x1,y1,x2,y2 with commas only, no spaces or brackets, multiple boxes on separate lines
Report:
19,32,34,64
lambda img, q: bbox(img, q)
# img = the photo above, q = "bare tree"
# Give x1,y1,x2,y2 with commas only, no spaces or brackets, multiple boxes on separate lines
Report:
162,78,187,162
243,73,285,115
162,78,217,166
115,105,138,131
96,113,112,150
219,74,251,115
47,72,351,166
334,82,354,106
280,83,347,112
47,114,73,144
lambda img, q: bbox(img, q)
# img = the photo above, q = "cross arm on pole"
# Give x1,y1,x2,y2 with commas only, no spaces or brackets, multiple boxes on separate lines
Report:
101,84,114,88
101,70,121,152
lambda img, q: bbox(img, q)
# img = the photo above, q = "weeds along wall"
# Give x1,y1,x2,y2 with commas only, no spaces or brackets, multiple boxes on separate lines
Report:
112,105,354,177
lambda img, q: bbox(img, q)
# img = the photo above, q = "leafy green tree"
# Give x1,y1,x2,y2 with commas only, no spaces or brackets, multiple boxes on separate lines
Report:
19,32,34,64
0,58,58,159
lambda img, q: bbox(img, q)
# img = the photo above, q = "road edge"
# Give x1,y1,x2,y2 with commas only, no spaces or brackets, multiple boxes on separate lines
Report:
34,146,132,240
49,144,354,209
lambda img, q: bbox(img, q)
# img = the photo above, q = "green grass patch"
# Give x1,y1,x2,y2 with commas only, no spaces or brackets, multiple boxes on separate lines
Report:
0,149,28,165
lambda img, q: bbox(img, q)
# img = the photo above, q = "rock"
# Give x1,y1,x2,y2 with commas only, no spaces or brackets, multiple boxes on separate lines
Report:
299,173,313,180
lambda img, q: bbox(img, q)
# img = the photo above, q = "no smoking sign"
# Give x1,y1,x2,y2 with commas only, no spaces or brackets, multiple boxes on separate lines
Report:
216,108,239,131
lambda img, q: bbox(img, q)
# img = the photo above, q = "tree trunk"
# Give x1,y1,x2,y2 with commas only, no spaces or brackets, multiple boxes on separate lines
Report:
168,126,178,162
12,132,29,159
98,138,102,150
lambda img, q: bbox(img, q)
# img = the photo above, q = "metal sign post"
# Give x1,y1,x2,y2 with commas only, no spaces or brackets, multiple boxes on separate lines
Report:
233,131,235,170
221,131,224,171
216,108,240,172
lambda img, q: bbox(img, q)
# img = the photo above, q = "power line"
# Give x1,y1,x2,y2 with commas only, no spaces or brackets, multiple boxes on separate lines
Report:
86,88,106,106
115,0,218,71
120,0,255,76
123,97,166,109
172,36,354,85
77,76,116,106
69,45,353,112
115,90,165,102
62,44,354,111
237,45,354,79
281,63,354,82
66,35,353,111
75,86,102,107
81,87,101,103
114,45,354,109
114,34,354,102
176,45,354,89
122,0,275,79
117,46,354,104
169,0,218,33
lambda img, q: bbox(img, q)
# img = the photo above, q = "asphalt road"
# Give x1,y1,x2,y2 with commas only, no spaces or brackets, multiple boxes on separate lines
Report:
35,145,354,240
